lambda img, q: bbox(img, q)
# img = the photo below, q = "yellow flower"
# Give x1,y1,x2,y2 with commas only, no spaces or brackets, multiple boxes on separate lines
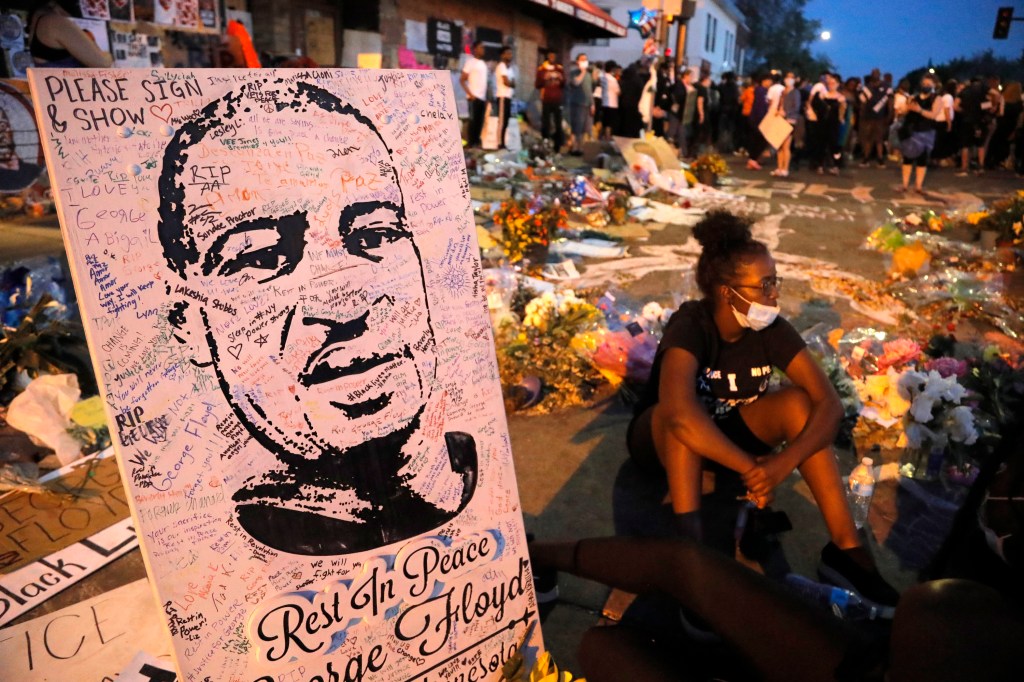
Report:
966,211,989,225
928,216,943,232
1014,221,1022,236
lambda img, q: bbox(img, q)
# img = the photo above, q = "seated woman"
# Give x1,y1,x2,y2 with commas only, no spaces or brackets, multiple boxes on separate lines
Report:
627,209,897,605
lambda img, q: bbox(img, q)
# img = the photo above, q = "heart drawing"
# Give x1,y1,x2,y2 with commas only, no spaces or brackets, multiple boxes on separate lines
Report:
227,344,243,359
149,104,173,123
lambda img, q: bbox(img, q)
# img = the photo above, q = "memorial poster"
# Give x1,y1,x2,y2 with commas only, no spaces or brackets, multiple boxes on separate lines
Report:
30,67,541,681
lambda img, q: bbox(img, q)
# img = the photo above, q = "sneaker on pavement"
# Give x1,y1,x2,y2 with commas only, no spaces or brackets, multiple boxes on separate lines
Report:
818,542,899,614
533,565,560,604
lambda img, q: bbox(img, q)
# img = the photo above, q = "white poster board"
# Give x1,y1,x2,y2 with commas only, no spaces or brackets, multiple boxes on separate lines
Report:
30,67,541,681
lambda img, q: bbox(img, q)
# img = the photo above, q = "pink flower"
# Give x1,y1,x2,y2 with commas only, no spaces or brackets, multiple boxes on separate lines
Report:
924,356,968,378
877,338,922,370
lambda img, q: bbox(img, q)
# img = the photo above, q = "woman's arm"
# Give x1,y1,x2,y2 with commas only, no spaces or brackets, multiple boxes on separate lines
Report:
657,348,758,474
38,14,113,68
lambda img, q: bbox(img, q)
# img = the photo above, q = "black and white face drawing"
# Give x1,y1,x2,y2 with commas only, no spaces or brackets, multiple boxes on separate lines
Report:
157,81,477,555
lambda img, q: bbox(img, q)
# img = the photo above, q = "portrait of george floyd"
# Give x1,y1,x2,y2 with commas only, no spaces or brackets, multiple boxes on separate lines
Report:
156,81,477,555
32,68,537,681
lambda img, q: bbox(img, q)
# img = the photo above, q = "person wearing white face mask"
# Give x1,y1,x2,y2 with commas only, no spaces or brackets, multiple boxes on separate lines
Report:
626,210,899,609
566,53,595,155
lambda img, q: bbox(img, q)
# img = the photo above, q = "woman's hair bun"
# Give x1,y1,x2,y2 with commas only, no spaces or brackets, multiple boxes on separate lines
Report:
692,209,753,255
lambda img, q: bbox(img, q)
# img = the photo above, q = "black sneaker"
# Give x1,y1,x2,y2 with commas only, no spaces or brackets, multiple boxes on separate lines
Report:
533,566,559,604
818,542,899,614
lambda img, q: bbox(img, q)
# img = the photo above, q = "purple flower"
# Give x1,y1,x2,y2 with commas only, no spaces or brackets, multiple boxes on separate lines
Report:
924,356,968,378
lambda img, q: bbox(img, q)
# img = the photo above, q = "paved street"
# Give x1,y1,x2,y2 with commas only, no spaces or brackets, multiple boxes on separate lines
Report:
2,156,1022,673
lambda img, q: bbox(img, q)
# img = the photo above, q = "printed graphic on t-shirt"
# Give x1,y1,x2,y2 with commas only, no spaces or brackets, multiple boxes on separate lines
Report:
698,363,772,416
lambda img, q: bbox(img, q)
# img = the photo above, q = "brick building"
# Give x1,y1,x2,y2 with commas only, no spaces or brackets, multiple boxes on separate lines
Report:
241,0,625,101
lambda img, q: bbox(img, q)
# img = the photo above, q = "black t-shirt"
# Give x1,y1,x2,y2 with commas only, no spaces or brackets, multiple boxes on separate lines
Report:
636,300,807,419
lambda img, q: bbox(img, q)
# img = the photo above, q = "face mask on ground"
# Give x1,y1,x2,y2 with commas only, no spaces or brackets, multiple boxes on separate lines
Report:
730,288,780,331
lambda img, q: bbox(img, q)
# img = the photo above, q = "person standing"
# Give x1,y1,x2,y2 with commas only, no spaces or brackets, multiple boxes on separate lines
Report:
673,68,698,159
494,46,516,150
695,71,716,153
898,74,943,193
807,73,845,175
28,0,113,68
601,62,622,140
858,75,892,167
536,51,567,152
745,73,773,170
460,40,489,149
771,72,801,177
566,53,595,155
717,72,740,153
617,61,647,139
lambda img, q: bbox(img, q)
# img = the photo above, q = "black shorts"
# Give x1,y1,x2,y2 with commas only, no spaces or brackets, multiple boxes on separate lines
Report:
626,405,773,476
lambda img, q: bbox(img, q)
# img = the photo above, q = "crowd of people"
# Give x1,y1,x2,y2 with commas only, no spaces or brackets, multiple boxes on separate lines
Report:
464,49,1024,190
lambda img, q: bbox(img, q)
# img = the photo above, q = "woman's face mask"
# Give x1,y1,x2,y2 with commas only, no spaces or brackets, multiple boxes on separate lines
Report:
784,78,795,88
730,288,780,331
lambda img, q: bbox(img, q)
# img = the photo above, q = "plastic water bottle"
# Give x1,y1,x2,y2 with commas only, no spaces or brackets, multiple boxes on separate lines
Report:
848,457,876,529
784,574,880,621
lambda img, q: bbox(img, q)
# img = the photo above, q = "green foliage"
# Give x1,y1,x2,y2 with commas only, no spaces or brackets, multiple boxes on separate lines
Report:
735,0,834,77
903,50,1024,87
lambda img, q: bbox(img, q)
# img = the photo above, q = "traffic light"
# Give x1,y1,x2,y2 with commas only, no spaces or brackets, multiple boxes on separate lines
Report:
993,6,1013,39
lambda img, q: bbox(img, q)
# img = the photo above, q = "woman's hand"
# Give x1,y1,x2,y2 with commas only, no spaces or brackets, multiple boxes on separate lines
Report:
742,454,793,499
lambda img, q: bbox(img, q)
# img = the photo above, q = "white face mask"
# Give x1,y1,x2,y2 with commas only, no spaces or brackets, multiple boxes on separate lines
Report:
730,288,780,331
784,78,795,88
579,60,589,71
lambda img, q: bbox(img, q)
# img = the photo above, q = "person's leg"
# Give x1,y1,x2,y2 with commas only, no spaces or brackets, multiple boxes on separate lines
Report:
541,102,553,141
778,136,792,173
738,387,859,550
554,105,565,151
889,580,1024,682
468,99,486,147
649,404,703,515
577,626,688,682
532,537,859,682
914,163,927,191
498,97,511,148
901,162,913,188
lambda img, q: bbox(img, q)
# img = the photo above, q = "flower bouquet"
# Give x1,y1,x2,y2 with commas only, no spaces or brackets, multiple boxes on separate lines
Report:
496,290,606,412
690,153,729,185
897,369,978,479
493,198,567,270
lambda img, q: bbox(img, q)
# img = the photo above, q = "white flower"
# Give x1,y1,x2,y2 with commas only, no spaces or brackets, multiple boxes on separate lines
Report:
922,370,966,403
641,301,664,323
904,213,922,226
905,421,945,449
909,393,938,423
946,405,978,445
897,370,928,402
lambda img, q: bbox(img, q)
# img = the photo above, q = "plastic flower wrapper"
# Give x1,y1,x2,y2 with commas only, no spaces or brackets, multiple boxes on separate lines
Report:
595,288,644,332
835,328,888,378
865,223,907,253
575,327,658,386
803,326,862,445
484,266,520,325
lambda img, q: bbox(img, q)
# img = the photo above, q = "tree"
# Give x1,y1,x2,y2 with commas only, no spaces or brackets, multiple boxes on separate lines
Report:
735,0,833,78
903,50,1024,87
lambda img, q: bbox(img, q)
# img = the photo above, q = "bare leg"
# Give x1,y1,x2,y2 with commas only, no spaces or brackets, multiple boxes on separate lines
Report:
578,626,691,682
914,165,927,190
889,580,1024,682
651,403,703,514
740,387,859,549
901,163,912,188
532,537,858,682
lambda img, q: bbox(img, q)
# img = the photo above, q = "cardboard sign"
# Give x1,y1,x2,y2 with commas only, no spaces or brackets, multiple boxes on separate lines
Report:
0,578,172,681
30,68,540,681
0,517,139,626
0,454,130,572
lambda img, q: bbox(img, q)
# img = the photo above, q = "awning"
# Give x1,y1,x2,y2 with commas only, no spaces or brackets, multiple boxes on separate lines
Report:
523,0,628,38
